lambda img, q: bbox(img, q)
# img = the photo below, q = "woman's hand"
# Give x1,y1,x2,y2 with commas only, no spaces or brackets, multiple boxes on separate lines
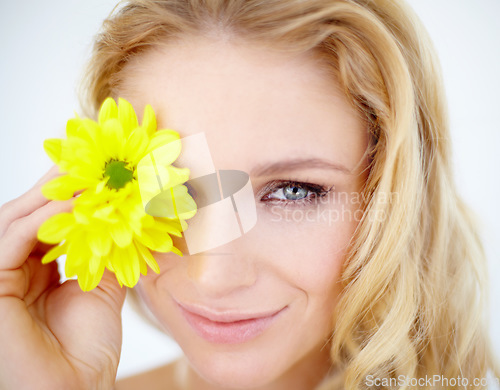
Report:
0,167,126,390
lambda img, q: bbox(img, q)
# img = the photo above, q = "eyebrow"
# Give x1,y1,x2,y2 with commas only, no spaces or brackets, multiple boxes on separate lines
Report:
250,158,351,177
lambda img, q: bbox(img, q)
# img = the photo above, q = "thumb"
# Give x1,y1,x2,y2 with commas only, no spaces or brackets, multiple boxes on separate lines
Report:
93,269,127,315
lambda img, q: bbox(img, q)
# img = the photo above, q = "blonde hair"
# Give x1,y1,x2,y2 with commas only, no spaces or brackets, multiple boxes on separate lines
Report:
80,0,498,388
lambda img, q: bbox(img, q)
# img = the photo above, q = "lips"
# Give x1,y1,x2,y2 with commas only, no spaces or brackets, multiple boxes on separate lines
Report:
176,302,285,344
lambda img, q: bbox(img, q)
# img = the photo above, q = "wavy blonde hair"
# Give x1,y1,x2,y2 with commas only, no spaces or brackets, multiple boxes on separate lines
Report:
79,0,498,388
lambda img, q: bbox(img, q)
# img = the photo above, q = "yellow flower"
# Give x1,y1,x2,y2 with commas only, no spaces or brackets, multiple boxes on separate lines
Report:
37,97,196,291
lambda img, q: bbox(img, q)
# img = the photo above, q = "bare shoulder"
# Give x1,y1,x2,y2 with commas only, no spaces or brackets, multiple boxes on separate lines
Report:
115,359,185,390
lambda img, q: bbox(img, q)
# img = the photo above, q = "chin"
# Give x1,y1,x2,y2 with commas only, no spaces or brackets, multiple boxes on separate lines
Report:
184,347,286,389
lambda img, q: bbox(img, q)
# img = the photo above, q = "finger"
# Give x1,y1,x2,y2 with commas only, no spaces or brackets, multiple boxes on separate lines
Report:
33,165,61,187
24,257,60,306
0,198,73,271
0,256,61,304
0,166,62,237
94,269,127,315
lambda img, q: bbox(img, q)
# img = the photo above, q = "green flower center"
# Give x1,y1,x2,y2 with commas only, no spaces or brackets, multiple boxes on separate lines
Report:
104,160,134,190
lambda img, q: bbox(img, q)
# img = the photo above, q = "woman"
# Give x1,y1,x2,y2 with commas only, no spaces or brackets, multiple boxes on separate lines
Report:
0,0,497,389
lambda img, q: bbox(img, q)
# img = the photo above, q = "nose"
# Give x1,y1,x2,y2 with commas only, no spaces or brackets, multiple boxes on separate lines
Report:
185,239,258,299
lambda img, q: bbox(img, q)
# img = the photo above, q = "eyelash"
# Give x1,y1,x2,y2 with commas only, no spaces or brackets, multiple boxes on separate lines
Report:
259,180,334,208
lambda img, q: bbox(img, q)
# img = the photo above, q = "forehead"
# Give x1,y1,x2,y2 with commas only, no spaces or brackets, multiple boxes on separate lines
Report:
117,36,367,172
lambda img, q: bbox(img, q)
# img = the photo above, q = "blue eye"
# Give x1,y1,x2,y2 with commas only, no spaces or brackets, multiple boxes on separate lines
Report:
280,184,308,200
260,181,333,206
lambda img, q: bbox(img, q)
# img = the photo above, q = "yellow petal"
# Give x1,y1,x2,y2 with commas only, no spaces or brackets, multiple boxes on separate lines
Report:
88,254,104,276
65,231,106,291
92,201,115,215
62,135,90,160
41,243,68,264
79,260,105,292
135,241,160,273
38,213,75,244
146,130,180,155
118,97,139,137
111,245,140,288
141,104,157,137
66,117,82,138
99,97,118,125
152,218,183,238
136,156,169,211
137,227,173,252
73,207,90,225
139,257,148,276
124,198,147,228
79,118,102,145
145,182,194,220
106,262,115,273
43,139,63,164
65,232,90,277
144,192,176,218
171,245,183,257
88,229,112,257
166,166,190,187
129,216,145,236
68,161,102,182
101,118,125,160
170,184,197,220
41,175,89,200
110,222,133,247
123,128,149,165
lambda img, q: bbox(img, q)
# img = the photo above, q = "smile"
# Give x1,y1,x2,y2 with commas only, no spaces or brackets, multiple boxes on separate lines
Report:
176,302,287,344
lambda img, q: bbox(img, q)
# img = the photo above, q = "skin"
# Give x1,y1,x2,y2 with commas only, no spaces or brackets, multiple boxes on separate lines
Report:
0,35,368,390
116,36,369,390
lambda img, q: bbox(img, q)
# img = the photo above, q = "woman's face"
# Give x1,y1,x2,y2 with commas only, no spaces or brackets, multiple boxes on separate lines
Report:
120,37,368,388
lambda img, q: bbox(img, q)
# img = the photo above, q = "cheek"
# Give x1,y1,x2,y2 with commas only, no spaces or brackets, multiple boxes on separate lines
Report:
135,253,180,319
264,222,348,300
253,207,357,350
258,200,359,293
247,228,350,347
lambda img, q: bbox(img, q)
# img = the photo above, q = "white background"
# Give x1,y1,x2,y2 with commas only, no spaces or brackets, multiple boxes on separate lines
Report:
0,0,498,380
